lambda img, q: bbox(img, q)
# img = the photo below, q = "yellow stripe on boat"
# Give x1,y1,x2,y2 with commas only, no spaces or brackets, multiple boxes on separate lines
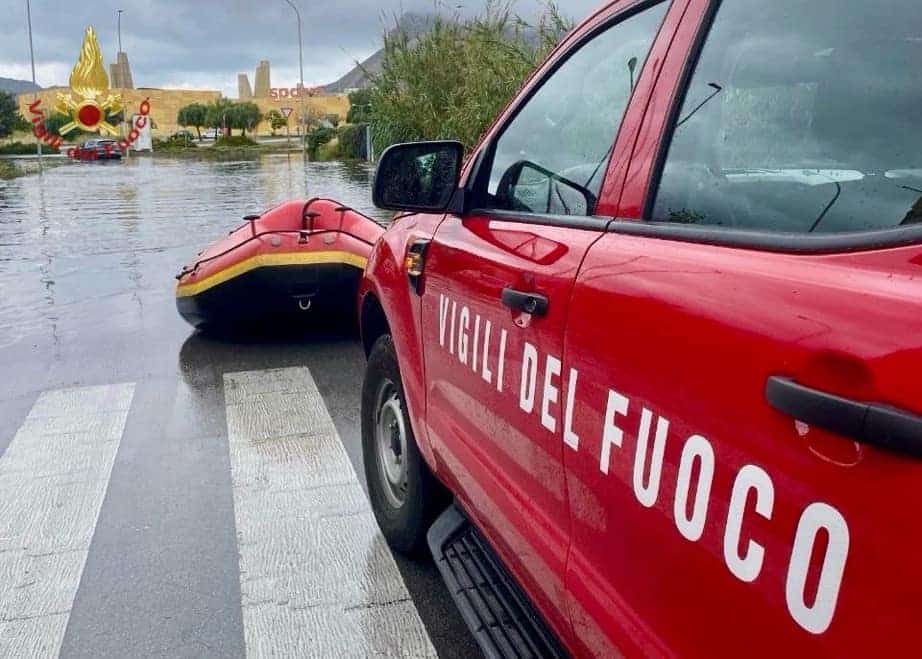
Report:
175,251,368,298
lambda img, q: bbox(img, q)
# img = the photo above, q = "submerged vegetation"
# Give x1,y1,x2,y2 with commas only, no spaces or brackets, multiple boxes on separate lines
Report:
0,160,16,179
150,133,278,160
366,2,571,153
0,158,67,180
0,141,40,156
308,124,367,161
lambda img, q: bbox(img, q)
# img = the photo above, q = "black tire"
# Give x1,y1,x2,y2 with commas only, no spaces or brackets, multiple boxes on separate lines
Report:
362,334,446,556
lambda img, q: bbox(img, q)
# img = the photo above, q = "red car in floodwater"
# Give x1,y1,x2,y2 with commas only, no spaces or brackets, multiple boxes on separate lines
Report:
76,138,122,160
358,0,922,656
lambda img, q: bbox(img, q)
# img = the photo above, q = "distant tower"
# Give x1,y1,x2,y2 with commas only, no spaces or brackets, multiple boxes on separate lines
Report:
253,60,271,98
110,10,134,89
109,53,134,89
238,74,253,99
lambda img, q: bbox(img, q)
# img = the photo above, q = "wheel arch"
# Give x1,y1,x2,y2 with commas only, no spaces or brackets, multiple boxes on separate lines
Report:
360,291,390,358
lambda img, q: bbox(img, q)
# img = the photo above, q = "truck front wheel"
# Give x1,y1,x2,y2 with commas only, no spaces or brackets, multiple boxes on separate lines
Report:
362,334,445,556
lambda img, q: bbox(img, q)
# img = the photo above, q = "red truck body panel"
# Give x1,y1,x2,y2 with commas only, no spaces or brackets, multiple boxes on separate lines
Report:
360,0,922,654
419,218,603,645
564,238,922,657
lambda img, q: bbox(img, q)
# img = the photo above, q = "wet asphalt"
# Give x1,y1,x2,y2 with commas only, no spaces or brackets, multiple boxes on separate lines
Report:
0,155,480,658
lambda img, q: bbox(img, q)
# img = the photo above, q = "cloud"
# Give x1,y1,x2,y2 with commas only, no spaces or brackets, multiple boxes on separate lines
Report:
0,61,71,88
3,0,601,94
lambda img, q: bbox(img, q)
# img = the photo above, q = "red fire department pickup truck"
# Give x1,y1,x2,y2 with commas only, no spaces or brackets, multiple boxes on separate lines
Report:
358,0,922,655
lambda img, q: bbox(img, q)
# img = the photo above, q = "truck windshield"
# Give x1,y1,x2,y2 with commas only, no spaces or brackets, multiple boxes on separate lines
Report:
652,0,922,232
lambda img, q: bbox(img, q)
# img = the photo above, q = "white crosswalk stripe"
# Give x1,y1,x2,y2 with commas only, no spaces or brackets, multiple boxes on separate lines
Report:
224,367,436,658
0,370,440,657
0,383,135,658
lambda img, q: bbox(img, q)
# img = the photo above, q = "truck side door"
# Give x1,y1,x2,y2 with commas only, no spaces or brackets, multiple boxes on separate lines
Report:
419,1,675,647
562,0,922,654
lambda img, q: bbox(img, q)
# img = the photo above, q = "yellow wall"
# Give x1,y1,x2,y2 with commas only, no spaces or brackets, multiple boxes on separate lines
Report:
252,95,351,135
18,88,351,138
18,87,222,137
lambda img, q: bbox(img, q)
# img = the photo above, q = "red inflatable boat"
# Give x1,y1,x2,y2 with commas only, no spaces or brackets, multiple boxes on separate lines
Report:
175,198,384,330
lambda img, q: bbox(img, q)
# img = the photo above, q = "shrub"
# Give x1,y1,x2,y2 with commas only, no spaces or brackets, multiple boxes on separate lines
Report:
307,126,335,158
153,134,197,151
214,135,257,148
315,139,339,161
368,2,570,153
42,112,93,141
0,91,23,139
346,89,371,124
334,124,365,160
0,160,17,179
0,141,42,155
265,109,287,135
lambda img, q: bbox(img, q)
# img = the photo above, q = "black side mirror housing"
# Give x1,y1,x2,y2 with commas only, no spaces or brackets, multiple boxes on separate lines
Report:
373,141,464,213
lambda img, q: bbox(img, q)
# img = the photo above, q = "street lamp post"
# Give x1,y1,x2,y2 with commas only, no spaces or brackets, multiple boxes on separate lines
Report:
117,9,124,53
25,0,42,169
282,0,307,158
116,9,128,155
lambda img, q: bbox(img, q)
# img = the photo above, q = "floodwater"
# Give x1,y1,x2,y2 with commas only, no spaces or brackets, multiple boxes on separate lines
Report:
0,154,385,351
0,154,480,657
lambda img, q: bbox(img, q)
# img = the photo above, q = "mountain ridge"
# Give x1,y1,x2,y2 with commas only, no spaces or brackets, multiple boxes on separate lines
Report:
323,12,437,93
322,10,554,94
0,77,42,95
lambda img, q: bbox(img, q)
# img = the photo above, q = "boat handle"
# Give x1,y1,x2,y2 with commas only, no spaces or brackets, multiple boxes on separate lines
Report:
244,214,260,237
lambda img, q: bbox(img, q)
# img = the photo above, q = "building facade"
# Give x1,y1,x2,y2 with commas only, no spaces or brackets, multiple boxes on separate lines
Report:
18,88,222,137
17,55,351,139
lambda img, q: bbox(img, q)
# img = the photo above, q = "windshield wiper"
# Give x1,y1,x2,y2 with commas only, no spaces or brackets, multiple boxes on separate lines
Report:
676,83,723,129
808,180,842,233
582,143,614,193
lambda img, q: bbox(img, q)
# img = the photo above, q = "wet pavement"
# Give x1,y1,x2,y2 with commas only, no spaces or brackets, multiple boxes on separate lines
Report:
0,155,479,658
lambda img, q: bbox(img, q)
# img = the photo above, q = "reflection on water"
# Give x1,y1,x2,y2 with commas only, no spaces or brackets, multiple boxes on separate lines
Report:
0,155,385,350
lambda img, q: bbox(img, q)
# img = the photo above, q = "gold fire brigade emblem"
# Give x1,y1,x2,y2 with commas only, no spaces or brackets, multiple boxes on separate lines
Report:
55,27,123,136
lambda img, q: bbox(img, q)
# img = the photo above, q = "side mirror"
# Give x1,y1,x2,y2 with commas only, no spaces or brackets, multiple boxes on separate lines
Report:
373,141,464,213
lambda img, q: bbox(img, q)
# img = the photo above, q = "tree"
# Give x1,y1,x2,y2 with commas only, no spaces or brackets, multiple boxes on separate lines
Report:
238,102,262,135
223,101,261,136
0,91,23,139
346,88,371,124
301,105,324,132
205,98,235,135
177,102,208,139
265,109,287,135
42,112,90,141
306,126,335,159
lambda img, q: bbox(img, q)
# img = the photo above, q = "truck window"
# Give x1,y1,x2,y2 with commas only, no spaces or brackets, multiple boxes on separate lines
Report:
483,1,670,217
651,0,922,233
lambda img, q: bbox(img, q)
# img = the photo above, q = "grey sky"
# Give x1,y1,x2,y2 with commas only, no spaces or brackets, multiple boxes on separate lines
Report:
2,1,603,97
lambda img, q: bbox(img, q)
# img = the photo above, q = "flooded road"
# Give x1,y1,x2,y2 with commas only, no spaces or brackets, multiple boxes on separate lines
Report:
0,155,386,352
0,156,478,658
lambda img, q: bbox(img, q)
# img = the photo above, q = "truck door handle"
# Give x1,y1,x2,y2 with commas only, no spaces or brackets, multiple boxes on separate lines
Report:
765,376,922,458
501,288,549,316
